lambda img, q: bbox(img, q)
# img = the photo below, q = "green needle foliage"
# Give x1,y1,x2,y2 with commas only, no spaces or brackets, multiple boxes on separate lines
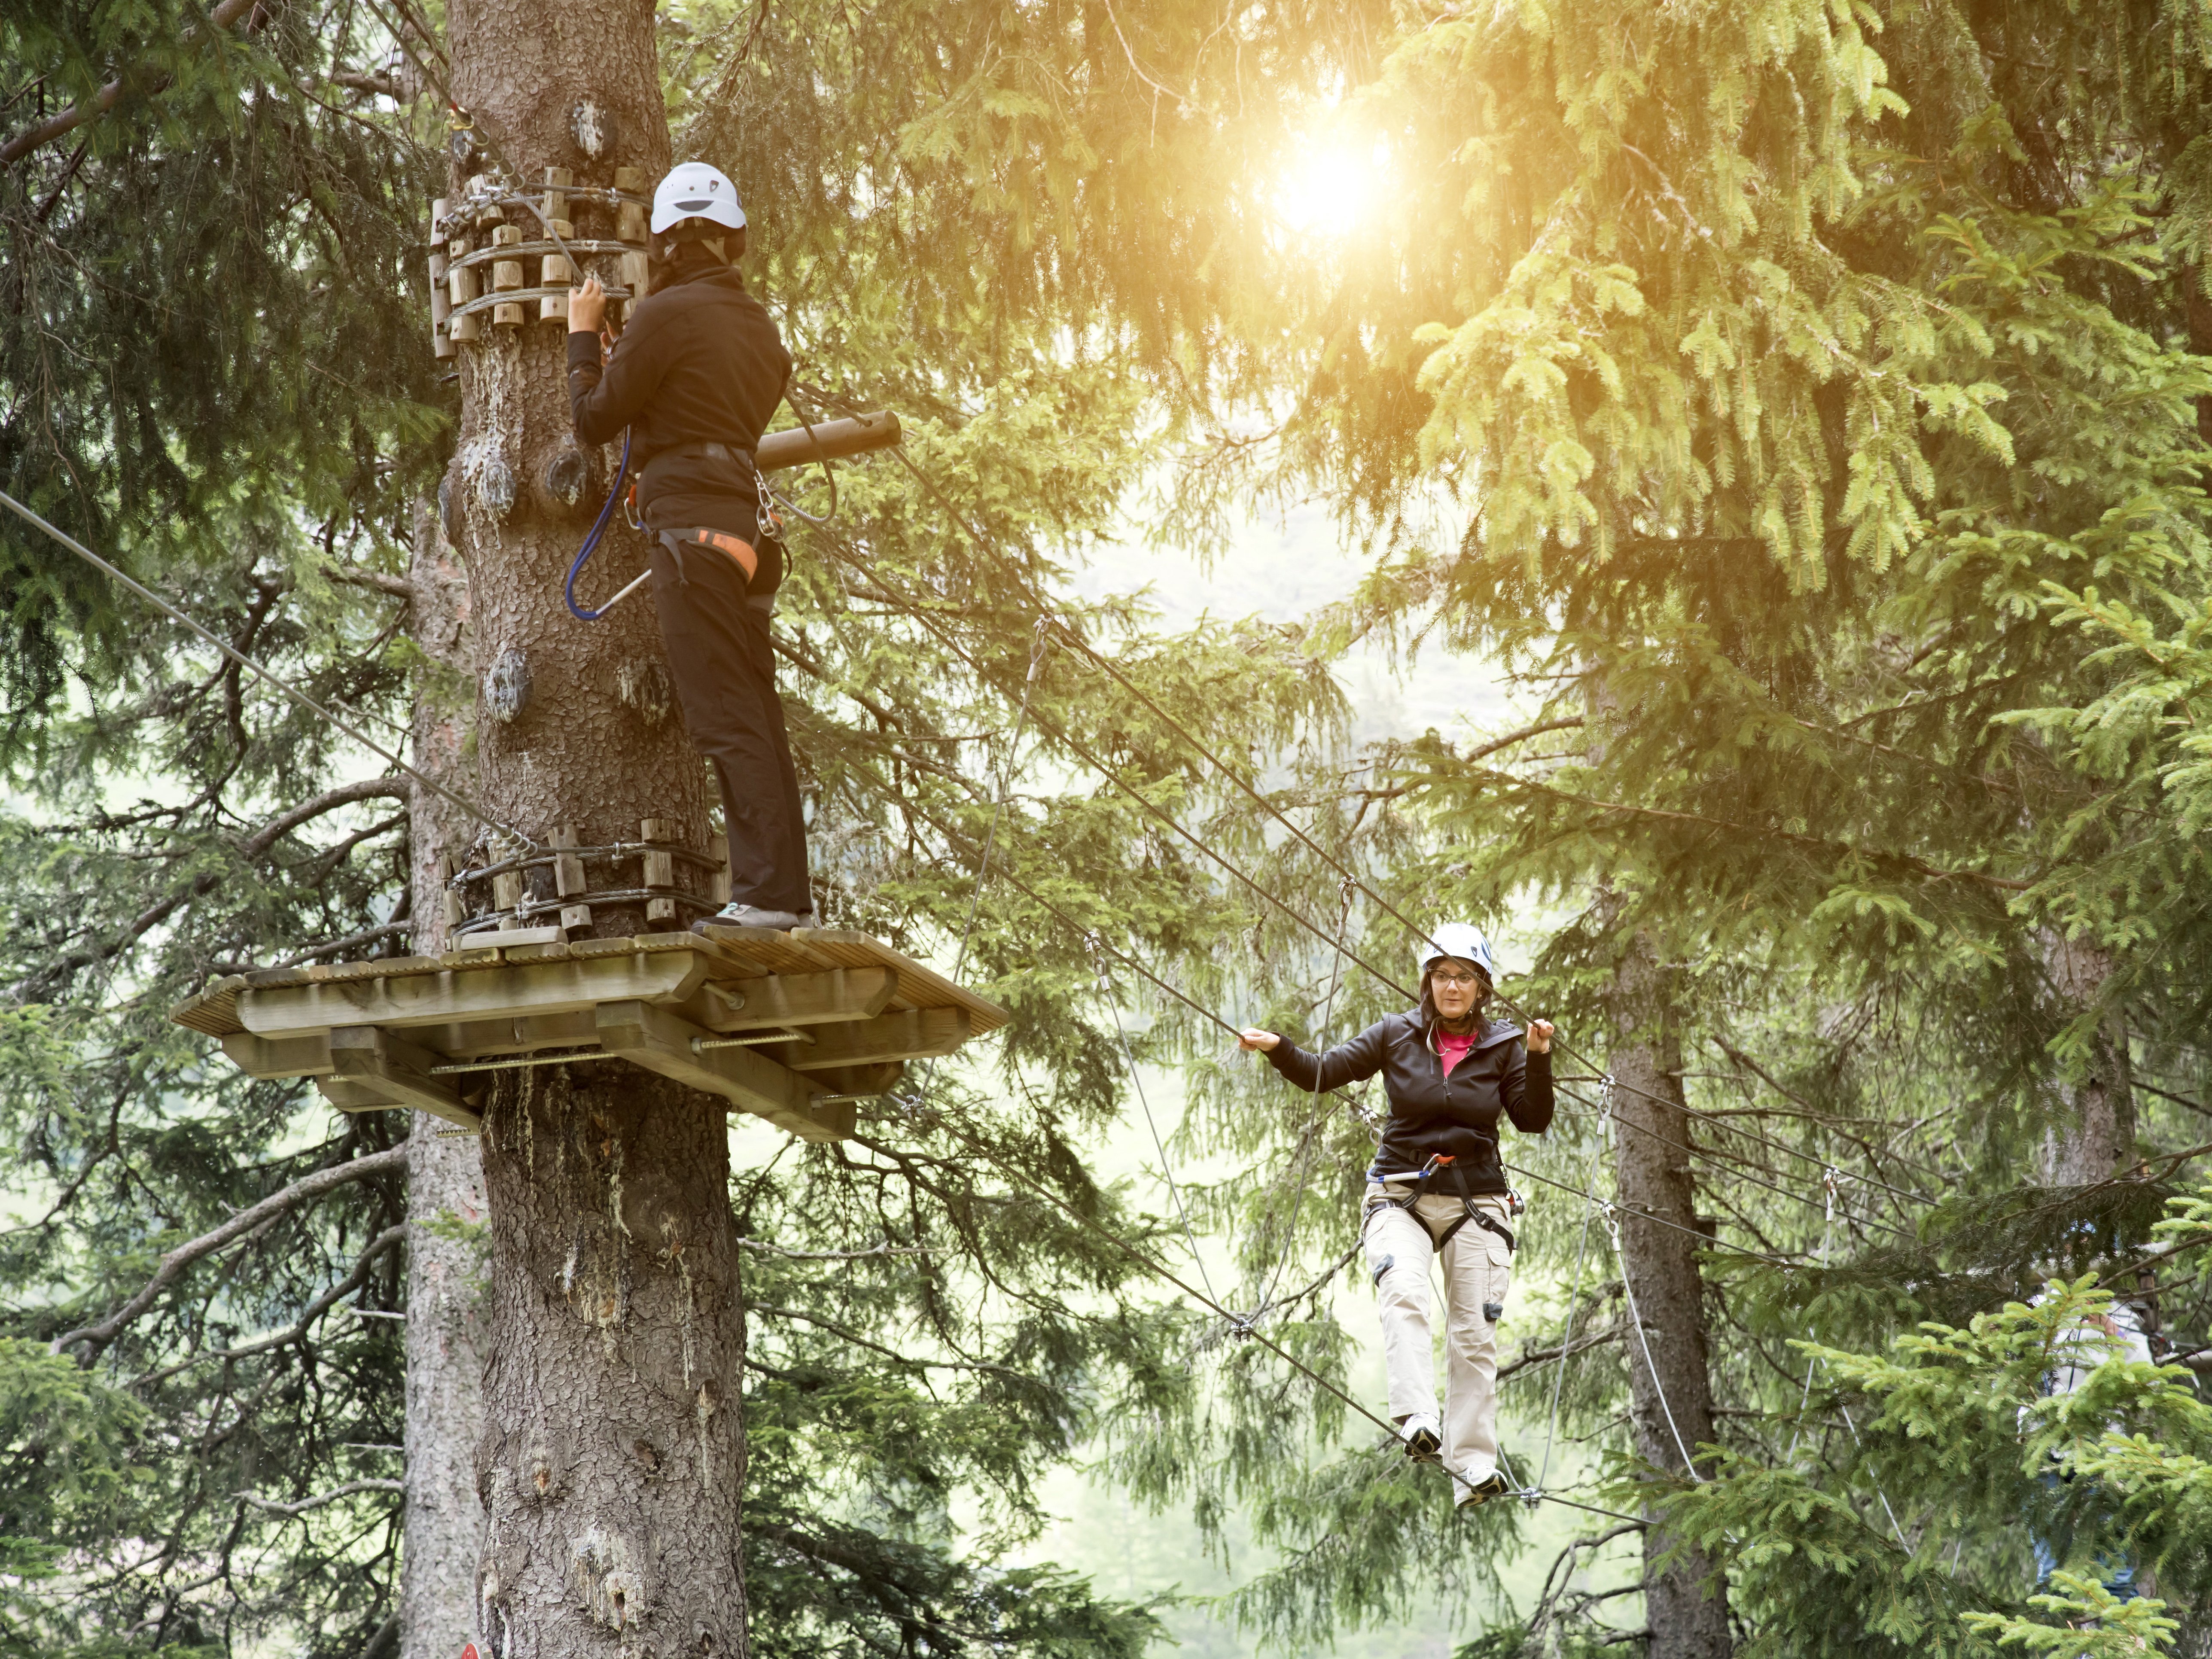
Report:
10,0,2212,1655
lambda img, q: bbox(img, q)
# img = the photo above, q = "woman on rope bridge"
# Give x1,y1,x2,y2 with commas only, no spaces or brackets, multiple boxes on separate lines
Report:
1238,923,1554,1507
566,161,812,933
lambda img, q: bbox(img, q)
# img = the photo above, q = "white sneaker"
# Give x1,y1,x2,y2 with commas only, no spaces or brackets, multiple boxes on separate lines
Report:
1398,1413,1442,1460
692,904,807,934
1454,1469,1510,1508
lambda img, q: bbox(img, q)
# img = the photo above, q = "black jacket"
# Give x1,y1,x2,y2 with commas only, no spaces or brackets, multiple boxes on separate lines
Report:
566,263,793,578
1263,1011,1552,1191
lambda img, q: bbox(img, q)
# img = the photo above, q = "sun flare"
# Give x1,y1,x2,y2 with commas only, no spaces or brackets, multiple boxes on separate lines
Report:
1273,135,1389,233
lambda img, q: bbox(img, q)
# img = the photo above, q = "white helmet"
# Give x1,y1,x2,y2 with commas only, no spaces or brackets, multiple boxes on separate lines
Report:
651,161,746,235
1417,922,1497,985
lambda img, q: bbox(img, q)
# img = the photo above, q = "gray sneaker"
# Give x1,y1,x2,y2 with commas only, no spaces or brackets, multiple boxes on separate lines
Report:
692,904,807,934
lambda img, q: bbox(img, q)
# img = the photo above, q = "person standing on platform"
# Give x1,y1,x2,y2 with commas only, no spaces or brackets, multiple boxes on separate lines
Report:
566,161,812,931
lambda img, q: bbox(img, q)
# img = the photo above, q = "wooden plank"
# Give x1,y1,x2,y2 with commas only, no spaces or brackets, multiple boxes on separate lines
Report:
707,927,1012,1034
317,1077,399,1113
222,1030,333,1080
682,966,897,1032
786,1007,969,1072
409,1008,600,1059
326,1026,482,1130
238,951,711,1038
593,1000,846,1144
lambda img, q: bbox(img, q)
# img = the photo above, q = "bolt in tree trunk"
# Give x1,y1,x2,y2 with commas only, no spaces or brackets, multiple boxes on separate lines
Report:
1606,930,1731,1659
440,6,750,1653
402,505,491,1659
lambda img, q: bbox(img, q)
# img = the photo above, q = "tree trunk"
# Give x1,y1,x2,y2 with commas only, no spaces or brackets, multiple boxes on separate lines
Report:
1606,931,1731,1659
2037,932,2134,1186
475,1068,748,1657
402,505,492,1659
440,7,751,1655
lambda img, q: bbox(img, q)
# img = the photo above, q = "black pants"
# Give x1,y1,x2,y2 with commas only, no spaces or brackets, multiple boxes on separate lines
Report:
646,531,809,913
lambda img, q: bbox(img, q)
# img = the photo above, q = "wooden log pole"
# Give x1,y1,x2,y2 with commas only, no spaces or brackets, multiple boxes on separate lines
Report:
756,412,902,474
429,197,455,359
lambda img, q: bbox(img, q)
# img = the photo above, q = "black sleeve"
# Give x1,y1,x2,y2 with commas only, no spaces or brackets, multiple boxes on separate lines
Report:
1262,1018,1392,1093
568,312,666,446
1503,1045,1553,1135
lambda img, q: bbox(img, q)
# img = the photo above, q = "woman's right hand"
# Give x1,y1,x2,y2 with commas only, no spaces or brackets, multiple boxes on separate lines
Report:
1236,1028,1281,1053
567,274,608,336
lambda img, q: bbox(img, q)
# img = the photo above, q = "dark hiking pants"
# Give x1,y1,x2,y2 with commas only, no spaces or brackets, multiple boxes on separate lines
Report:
646,531,809,914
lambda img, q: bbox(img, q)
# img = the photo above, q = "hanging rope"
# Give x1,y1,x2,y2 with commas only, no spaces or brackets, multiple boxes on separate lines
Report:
1532,1077,1614,1505
1246,877,1355,1326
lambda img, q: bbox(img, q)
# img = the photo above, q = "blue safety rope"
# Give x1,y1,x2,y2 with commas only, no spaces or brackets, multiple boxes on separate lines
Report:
564,429,634,621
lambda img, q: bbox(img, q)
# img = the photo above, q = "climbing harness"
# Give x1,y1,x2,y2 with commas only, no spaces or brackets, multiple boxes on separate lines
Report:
1365,1154,1520,1258
564,387,829,624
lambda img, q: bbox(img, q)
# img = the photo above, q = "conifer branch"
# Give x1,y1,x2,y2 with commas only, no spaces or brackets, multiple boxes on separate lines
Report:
18,778,409,996
0,0,266,169
1515,777,2033,892
236,1478,405,1517
49,1149,406,1363
324,566,416,600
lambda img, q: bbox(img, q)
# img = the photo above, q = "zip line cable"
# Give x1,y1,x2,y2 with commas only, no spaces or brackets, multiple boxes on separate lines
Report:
0,487,534,849
859,433,1939,1227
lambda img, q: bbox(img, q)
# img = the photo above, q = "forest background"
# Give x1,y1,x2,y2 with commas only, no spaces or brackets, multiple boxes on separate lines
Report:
5,1,2212,1658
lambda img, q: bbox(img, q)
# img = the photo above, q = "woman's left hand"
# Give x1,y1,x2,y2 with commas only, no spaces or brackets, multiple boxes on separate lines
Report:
1527,1020,1554,1053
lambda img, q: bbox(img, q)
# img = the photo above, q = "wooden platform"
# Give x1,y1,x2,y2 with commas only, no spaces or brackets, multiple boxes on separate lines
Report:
169,927,1009,1143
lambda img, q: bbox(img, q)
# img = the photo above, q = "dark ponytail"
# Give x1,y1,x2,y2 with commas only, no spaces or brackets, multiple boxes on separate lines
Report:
644,219,748,295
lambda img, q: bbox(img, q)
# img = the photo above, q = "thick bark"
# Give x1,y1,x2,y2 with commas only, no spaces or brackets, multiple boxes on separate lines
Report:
440,9,750,1656
475,1066,747,1657
403,505,494,1659
2036,932,2134,1186
447,0,707,875
1606,932,1731,1659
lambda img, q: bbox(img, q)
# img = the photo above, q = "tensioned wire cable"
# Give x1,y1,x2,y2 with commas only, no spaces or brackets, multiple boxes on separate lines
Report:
0,487,536,849
820,409,1941,1223
787,676,1818,1542
798,484,1902,1531
823,530,1911,1244
792,581,1789,1524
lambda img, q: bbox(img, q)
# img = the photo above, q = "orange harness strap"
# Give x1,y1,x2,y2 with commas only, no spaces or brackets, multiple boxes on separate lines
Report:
663,526,757,583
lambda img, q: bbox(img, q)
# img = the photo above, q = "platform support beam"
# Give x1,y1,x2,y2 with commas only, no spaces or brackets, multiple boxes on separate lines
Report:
324,1025,482,1130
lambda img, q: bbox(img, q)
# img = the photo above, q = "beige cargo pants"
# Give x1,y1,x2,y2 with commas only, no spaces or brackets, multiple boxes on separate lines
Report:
1362,1180,1515,1492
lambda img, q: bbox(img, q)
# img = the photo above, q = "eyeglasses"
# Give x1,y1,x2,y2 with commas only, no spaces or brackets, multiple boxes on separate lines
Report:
1430,971,1487,990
